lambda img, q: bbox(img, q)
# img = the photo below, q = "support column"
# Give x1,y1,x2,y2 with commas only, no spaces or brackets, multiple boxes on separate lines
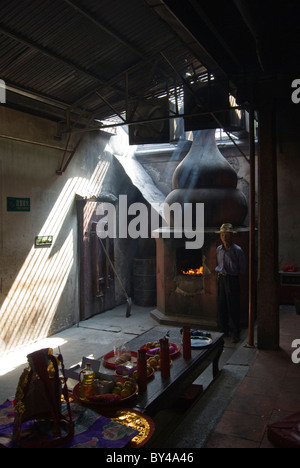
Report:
257,104,280,349
247,108,256,347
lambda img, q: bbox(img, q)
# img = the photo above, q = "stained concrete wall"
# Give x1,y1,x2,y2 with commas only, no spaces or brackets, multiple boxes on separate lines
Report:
277,105,300,269
0,107,135,355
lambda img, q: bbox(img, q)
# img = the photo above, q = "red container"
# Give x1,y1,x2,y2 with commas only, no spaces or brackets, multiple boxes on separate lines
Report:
159,337,170,378
137,348,148,391
182,326,191,360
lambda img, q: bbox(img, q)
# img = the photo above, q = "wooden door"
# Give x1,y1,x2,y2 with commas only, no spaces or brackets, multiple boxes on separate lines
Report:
77,200,115,321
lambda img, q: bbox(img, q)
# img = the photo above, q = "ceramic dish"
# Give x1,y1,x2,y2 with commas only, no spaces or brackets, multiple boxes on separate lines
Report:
190,336,212,348
103,350,138,369
143,342,181,358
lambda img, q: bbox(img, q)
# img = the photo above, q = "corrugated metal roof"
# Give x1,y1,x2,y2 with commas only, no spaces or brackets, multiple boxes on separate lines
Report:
0,0,207,129
1,0,298,133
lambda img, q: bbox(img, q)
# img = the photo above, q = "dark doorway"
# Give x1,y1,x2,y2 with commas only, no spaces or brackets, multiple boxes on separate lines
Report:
77,200,115,321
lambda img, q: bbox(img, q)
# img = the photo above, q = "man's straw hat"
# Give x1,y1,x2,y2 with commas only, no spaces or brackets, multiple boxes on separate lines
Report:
216,223,237,234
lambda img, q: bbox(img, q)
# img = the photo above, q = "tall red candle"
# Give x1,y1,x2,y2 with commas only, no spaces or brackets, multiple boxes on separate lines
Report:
182,326,191,359
159,337,170,378
137,348,147,391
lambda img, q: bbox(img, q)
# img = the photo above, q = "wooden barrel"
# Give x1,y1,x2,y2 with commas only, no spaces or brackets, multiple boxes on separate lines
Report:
133,258,156,306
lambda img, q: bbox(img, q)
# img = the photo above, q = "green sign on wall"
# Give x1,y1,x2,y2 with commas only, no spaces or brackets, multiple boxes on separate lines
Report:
7,197,30,212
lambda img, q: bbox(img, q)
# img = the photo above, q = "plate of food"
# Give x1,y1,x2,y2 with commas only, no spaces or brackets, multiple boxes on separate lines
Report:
142,341,181,358
146,354,172,371
73,375,138,407
103,350,138,369
115,363,154,381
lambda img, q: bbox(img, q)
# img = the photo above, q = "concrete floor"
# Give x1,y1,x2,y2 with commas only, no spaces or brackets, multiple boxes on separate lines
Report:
0,304,158,403
1,303,298,448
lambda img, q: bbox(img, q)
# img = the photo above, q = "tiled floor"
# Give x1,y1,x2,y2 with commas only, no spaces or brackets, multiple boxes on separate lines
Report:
204,307,300,448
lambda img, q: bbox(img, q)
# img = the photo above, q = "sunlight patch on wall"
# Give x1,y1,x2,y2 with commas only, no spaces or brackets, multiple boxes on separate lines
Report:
0,156,111,356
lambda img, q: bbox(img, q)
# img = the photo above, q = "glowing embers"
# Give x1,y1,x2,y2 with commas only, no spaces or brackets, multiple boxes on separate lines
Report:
176,247,205,296
175,247,204,296
181,266,203,276
176,247,203,276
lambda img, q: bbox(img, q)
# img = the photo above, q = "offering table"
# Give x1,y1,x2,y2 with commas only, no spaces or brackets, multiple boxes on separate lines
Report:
102,326,224,417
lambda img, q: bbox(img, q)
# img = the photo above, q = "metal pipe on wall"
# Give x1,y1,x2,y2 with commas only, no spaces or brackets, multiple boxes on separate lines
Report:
0,133,72,152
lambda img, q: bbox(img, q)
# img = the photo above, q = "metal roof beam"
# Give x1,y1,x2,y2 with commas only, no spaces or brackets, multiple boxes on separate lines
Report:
145,0,227,79
61,0,146,60
0,24,106,84
187,0,241,67
233,0,267,72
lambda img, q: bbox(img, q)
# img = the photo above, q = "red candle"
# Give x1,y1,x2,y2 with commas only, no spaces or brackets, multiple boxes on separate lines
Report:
137,348,147,391
182,326,191,359
160,337,170,378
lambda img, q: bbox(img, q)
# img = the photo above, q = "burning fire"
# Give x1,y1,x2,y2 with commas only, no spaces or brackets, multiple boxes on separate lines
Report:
181,266,204,276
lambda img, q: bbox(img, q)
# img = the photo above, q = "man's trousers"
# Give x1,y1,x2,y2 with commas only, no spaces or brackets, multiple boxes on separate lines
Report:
217,274,241,338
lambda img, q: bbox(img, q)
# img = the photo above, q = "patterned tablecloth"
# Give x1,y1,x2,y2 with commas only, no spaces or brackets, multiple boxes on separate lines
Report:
0,399,139,448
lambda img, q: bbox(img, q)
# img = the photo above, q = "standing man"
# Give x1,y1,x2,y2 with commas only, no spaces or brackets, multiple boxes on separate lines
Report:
215,223,246,343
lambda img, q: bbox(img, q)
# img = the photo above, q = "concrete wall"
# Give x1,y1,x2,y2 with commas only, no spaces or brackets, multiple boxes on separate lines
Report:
277,105,300,269
0,106,134,355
